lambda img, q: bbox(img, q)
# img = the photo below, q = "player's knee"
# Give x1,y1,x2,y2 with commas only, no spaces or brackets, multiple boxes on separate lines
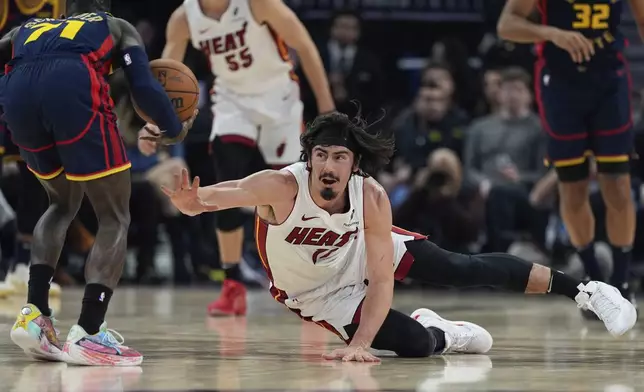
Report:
555,160,590,183
597,172,633,212
558,180,590,211
216,208,245,232
395,321,434,358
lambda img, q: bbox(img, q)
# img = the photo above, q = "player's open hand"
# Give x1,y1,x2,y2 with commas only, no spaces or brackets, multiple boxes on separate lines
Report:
322,345,381,363
550,29,595,63
161,168,218,216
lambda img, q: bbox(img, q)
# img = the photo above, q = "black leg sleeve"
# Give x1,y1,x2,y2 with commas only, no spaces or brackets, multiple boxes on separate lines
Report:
405,239,533,292
343,308,445,358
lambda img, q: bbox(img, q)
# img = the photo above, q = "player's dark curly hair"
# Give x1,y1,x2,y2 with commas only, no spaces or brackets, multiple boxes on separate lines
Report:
67,0,110,14
300,110,395,177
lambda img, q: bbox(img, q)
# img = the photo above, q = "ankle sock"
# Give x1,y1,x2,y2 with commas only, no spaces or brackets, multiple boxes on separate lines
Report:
77,284,113,335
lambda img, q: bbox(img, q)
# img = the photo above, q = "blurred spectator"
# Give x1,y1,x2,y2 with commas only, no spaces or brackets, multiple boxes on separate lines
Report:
393,78,470,170
473,67,503,118
429,38,480,113
463,66,545,190
394,149,485,253
300,9,384,120
464,67,549,252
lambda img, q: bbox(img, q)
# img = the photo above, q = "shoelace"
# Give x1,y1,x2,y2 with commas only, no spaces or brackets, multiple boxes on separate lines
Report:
589,287,621,323
450,326,474,351
99,329,126,347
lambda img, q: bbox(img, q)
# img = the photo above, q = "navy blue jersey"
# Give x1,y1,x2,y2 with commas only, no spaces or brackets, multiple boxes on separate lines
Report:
9,12,114,75
537,0,626,73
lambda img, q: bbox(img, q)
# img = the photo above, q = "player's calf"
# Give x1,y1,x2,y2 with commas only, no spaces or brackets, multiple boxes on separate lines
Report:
404,240,637,335
597,172,635,297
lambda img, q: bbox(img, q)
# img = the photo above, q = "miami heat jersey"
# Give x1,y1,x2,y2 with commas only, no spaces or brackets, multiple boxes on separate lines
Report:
255,162,366,309
537,0,626,74
183,0,293,94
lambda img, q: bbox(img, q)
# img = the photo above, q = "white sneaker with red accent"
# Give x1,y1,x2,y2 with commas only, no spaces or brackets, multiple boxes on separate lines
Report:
62,322,142,366
411,308,493,354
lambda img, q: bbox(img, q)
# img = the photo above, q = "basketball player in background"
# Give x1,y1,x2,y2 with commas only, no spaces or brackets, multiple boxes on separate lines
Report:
162,112,636,362
151,0,335,317
498,0,643,317
0,0,196,365
0,0,65,298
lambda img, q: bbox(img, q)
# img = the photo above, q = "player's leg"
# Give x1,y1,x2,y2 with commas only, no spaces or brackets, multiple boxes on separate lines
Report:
342,307,492,357
535,62,603,283
207,95,260,316
2,67,70,361
589,65,636,302
399,238,636,336
7,160,63,297
41,60,140,366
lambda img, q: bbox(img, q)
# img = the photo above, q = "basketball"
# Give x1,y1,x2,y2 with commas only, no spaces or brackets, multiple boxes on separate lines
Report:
133,59,199,124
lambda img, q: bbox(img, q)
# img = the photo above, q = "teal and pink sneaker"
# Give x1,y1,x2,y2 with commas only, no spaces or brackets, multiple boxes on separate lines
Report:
10,303,63,361
62,322,143,366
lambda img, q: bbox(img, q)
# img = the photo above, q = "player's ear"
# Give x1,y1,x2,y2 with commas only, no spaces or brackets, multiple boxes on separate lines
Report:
352,154,361,174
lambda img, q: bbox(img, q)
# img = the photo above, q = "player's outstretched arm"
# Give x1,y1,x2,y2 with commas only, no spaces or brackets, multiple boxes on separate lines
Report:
162,6,190,62
252,0,335,114
497,0,594,63
162,168,297,216
324,179,393,362
108,17,190,143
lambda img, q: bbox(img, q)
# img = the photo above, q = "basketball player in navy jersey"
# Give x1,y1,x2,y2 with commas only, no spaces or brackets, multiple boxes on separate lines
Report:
0,0,65,299
0,0,196,366
498,0,643,316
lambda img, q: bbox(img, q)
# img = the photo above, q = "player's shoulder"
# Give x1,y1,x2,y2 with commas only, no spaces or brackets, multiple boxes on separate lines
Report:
363,177,389,210
262,168,299,194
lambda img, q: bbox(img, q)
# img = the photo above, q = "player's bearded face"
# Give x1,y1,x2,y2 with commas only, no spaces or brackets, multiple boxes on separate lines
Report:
310,146,355,201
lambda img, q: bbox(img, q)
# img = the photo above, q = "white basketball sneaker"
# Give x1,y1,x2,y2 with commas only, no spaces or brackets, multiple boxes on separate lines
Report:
575,281,637,336
411,308,493,354
10,264,61,297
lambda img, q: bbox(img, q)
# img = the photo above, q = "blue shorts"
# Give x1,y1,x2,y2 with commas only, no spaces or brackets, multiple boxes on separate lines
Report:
0,56,130,181
535,59,633,168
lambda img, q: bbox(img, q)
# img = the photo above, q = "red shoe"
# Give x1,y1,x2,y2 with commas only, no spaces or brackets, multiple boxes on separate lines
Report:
207,279,247,316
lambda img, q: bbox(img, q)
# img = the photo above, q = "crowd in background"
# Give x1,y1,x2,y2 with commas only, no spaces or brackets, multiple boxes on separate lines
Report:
2,1,644,291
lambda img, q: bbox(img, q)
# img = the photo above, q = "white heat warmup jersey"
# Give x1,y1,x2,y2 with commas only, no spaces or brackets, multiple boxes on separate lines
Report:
183,0,294,94
254,162,367,309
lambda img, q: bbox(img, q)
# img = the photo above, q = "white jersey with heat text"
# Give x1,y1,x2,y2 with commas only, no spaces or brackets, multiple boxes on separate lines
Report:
183,0,293,95
254,163,417,337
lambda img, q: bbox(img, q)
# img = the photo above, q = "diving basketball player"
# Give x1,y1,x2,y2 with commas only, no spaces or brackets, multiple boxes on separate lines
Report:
498,0,642,317
0,0,196,366
162,112,637,361
151,0,335,317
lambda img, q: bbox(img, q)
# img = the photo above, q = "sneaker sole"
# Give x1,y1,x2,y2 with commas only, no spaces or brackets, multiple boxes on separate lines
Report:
10,326,62,362
63,344,143,367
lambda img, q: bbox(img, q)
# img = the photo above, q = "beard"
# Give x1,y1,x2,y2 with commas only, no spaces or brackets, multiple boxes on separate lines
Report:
320,187,337,201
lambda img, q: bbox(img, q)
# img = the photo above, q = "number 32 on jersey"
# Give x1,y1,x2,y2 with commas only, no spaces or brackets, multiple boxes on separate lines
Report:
573,3,610,29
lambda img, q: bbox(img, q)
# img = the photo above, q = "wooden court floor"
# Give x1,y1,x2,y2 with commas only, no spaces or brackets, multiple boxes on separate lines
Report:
1,288,644,391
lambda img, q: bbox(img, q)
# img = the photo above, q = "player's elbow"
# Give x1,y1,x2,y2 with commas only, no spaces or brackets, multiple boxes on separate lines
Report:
496,16,512,40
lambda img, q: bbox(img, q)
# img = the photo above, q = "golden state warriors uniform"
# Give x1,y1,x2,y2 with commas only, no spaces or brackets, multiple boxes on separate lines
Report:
1,12,130,180
535,0,632,172
0,0,62,158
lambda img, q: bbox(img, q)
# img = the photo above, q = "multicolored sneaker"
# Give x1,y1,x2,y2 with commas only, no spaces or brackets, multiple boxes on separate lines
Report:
207,279,247,317
10,304,63,361
62,322,143,366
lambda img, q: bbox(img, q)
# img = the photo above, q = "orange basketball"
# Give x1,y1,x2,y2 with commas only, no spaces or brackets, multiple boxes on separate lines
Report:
133,59,200,124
